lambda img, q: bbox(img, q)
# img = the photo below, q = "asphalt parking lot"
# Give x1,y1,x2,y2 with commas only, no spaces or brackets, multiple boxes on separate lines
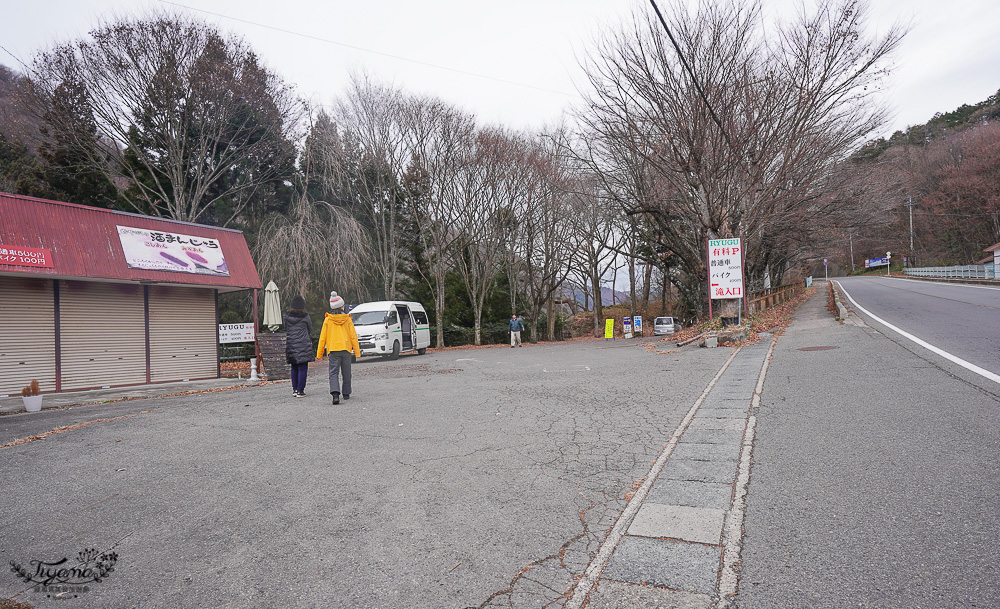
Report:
1,336,734,608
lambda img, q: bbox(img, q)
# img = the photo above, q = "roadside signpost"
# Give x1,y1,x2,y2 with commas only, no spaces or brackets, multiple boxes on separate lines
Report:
707,238,745,323
604,318,615,340
623,316,633,339
633,315,643,336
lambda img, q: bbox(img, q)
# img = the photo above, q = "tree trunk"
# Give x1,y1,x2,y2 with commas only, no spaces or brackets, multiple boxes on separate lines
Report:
661,266,668,315
611,265,618,305
591,266,604,337
546,296,555,341
628,256,636,319
473,291,487,346
435,272,446,348
642,263,652,312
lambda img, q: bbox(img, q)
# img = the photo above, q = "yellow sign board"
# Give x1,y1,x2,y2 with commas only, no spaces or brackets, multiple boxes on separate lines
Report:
604,318,614,339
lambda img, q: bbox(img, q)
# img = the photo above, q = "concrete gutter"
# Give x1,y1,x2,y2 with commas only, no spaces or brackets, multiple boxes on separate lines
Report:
0,377,266,415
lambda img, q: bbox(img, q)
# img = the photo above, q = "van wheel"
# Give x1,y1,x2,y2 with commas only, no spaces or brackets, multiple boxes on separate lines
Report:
417,347,427,355
389,341,400,360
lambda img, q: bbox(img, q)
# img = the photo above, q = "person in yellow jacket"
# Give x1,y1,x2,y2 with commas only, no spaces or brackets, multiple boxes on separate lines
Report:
316,291,361,405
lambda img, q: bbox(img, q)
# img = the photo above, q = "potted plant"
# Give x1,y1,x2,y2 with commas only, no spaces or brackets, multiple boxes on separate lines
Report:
21,380,42,412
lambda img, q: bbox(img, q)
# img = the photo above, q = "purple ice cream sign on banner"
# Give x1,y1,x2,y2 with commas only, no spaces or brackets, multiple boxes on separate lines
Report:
116,225,230,276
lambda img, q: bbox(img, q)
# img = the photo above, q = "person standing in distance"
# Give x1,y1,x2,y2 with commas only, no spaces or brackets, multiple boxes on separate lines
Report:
284,294,314,397
508,313,525,348
316,291,361,405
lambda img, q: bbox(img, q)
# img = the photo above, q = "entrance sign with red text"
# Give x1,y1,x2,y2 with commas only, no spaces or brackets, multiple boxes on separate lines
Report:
708,238,744,299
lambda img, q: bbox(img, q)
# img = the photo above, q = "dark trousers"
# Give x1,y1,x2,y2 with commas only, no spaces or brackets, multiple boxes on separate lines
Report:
328,351,353,396
290,362,309,393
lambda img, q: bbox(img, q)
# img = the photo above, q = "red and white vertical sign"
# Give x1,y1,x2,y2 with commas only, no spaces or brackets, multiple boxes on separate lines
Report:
708,238,744,299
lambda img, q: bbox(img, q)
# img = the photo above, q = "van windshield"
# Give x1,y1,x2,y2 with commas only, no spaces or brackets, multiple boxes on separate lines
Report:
351,310,388,326
655,318,672,324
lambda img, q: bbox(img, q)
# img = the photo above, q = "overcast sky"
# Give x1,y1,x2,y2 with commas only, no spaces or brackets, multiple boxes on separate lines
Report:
2,0,998,139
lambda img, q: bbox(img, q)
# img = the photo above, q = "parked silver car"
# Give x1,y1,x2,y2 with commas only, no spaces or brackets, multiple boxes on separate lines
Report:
653,316,681,335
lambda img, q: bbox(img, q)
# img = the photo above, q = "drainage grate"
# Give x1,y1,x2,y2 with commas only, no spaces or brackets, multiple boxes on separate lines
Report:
797,346,839,351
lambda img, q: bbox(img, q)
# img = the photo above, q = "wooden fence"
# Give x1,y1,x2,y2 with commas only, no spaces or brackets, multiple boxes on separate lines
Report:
747,283,803,315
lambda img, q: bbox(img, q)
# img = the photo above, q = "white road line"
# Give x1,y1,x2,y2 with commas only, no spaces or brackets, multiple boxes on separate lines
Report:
564,346,744,609
883,276,1000,290
717,414,757,608
836,281,1000,386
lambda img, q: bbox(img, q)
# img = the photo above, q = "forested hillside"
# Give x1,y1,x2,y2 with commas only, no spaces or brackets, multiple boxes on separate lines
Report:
846,89,1000,267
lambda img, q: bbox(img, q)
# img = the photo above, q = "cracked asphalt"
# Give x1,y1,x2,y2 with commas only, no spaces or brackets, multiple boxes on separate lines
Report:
1,336,734,608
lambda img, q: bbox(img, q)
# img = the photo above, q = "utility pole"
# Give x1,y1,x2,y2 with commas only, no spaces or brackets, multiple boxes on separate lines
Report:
849,230,855,273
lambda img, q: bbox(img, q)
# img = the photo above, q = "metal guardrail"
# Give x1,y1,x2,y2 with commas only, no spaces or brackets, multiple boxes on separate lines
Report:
903,265,996,280
747,283,803,315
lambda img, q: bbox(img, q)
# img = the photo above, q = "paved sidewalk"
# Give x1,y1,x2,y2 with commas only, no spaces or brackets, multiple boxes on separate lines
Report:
583,334,776,608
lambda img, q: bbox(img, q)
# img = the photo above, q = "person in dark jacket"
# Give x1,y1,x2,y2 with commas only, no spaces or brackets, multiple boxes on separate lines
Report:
283,294,315,398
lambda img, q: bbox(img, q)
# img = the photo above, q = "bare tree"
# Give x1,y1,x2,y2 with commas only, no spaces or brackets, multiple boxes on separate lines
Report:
404,96,478,348
25,12,304,226
512,128,580,342
330,73,413,299
577,0,905,315
568,177,623,336
255,197,370,302
452,126,531,345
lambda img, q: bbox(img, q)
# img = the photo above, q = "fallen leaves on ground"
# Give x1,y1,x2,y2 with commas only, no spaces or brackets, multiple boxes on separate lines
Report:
1,411,153,448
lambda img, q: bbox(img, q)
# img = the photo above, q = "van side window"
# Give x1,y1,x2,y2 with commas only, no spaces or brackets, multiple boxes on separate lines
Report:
387,310,398,325
413,311,428,325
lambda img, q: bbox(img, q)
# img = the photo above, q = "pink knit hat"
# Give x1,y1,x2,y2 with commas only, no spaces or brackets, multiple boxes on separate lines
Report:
329,291,345,310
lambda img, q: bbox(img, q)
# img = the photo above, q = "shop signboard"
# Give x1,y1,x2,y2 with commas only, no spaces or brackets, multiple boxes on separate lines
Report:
0,244,53,268
219,323,255,344
117,225,230,276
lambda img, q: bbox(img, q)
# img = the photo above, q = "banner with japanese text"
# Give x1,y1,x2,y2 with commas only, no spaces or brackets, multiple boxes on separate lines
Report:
0,244,53,268
117,226,229,276
708,238,744,299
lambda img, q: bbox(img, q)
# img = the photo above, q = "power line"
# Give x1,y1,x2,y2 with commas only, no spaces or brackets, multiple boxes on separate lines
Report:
647,0,738,155
158,0,579,99
0,44,34,74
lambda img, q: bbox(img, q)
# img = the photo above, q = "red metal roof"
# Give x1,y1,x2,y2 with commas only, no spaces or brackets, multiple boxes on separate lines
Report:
0,192,261,291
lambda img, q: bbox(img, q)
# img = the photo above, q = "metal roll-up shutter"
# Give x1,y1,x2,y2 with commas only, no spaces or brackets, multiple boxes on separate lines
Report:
148,286,217,383
61,281,146,390
0,276,56,396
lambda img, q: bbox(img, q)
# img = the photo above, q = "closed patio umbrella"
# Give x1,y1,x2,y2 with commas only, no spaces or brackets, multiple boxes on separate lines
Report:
263,280,282,332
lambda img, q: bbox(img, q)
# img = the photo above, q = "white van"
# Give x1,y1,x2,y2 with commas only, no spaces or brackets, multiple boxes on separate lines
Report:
653,316,682,335
349,301,432,359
